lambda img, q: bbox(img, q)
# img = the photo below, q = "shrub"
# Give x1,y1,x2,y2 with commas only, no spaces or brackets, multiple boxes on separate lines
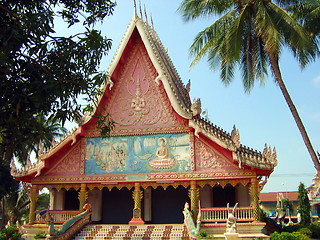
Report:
0,225,23,240
34,230,47,239
282,224,304,233
308,221,320,238
297,227,312,237
270,232,300,240
292,232,310,240
196,229,211,239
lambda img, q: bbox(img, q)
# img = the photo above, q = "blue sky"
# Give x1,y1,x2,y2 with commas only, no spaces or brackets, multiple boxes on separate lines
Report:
63,1,320,192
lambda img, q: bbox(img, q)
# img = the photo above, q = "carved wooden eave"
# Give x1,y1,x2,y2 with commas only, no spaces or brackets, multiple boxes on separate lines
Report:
189,117,277,172
80,15,193,125
11,160,44,178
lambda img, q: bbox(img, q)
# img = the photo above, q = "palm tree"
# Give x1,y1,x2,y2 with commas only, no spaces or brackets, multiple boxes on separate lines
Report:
14,114,68,164
3,184,30,225
178,0,320,172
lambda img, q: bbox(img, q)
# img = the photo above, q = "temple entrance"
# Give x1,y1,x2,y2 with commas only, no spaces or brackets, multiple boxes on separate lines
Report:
102,187,133,224
151,185,188,224
65,189,79,210
213,184,235,207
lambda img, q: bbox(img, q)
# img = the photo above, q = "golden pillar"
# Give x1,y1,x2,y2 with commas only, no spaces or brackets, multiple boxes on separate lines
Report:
250,177,260,221
129,182,144,224
188,180,199,222
78,183,88,211
29,185,39,224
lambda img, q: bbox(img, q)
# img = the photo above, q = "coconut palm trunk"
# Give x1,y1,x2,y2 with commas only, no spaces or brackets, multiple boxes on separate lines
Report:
267,53,320,172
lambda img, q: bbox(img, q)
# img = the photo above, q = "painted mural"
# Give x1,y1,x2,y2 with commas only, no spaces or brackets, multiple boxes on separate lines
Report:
85,133,190,174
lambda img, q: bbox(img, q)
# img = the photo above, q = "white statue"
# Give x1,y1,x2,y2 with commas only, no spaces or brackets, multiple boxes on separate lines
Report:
226,203,238,233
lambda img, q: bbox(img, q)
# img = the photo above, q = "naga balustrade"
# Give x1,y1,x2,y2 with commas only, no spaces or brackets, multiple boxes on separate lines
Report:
201,207,254,223
35,210,79,224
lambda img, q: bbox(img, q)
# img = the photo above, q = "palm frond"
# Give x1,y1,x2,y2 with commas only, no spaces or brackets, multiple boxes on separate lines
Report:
178,0,234,21
254,0,282,56
189,9,237,67
268,3,318,67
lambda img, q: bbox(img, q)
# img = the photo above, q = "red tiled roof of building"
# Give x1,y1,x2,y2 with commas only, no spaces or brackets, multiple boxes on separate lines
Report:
260,191,298,202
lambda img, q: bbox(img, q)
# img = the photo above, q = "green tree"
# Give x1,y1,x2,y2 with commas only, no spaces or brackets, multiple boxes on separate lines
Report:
178,0,320,172
298,182,311,225
36,193,50,211
3,183,29,225
282,197,294,222
0,0,116,165
15,114,68,162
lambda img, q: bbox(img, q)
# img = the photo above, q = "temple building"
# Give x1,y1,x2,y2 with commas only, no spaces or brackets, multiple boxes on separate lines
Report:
11,12,277,239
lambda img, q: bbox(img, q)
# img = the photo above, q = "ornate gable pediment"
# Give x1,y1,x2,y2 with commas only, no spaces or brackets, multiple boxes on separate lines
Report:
85,28,188,137
194,138,239,171
44,141,84,176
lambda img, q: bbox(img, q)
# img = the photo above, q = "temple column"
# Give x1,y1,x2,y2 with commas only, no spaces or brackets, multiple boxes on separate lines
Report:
129,182,144,224
28,185,39,224
189,180,200,222
48,187,55,210
250,177,260,221
78,183,88,212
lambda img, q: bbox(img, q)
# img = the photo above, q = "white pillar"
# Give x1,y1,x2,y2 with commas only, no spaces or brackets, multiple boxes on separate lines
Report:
88,189,102,222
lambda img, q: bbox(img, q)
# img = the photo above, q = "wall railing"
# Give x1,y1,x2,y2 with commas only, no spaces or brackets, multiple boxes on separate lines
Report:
35,210,79,224
201,207,254,223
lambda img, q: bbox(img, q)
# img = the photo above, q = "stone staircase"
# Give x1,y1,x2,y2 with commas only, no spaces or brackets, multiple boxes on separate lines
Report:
73,224,190,240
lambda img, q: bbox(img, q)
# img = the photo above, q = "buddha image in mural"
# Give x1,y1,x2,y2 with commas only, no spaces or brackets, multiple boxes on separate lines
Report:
149,137,175,169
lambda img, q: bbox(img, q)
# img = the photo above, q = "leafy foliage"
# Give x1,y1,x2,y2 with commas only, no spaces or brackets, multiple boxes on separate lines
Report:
196,229,211,239
297,227,312,238
0,225,22,240
34,230,47,239
286,0,320,37
270,231,308,240
178,0,318,91
298,182,311,225
0,163,19,200
281,198,294,216
308,221,320,238
3,183,29,225
0,0,116,165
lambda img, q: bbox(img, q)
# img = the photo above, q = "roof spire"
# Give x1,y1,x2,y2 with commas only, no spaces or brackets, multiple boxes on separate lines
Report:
133,0,137,18
144,4,148,24
150,13,154,28
139,0,143,19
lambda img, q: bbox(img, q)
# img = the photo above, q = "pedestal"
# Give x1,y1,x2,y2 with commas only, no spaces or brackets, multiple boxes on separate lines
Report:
224,233,239,240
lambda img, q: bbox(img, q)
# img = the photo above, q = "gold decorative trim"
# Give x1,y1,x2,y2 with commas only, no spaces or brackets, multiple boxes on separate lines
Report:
80,138,86,175
189,131,195,171
31,169,255,185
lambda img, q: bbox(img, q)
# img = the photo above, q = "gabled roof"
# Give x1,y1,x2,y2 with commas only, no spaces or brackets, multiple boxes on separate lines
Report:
81,15,193,125
11,13,277,180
